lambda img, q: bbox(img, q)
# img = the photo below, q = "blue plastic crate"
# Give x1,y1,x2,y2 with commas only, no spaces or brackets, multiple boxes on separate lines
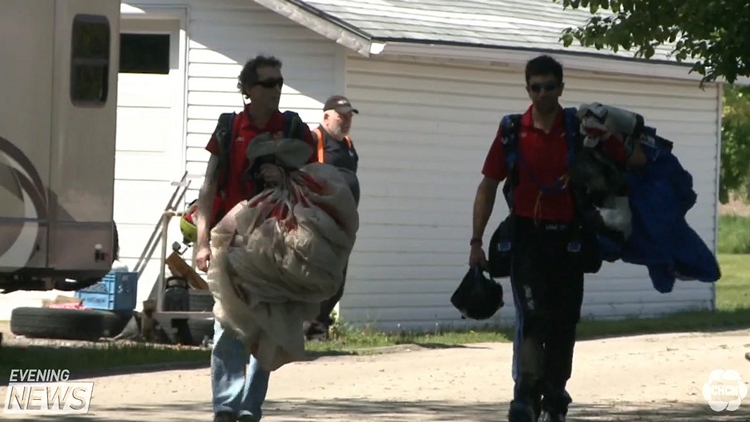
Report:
75,271,139,311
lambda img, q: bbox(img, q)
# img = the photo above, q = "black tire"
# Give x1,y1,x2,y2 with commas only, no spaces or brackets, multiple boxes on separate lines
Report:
189,290,215,312
113,221,120,261
97,310,133,338
188,318,214,346
10,307,104,341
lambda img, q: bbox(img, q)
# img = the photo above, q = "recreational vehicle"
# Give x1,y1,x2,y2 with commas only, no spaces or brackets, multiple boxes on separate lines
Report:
0,0,121,294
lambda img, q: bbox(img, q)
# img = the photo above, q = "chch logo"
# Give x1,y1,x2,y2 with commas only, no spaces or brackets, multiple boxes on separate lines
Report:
702,369,748,412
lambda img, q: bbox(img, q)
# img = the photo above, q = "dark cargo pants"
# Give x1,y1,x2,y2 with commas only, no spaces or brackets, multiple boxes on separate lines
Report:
509,216,585,416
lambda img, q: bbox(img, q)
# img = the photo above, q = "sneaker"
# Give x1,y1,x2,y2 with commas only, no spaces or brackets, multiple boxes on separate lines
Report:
508,400,537,422
540,388,571,421
213,412,237,422
539,411,565,422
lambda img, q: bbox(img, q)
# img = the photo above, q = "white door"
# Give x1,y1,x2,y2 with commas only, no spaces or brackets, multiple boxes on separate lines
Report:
114,18,185,307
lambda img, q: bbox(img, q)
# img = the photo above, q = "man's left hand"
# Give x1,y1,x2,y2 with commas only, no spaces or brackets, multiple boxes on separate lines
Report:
260,163,284,184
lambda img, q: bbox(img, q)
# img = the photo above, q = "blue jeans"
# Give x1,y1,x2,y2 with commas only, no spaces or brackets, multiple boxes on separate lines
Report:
211,320,270,420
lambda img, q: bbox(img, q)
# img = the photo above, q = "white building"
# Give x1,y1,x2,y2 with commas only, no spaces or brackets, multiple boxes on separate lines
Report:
0,0,724,330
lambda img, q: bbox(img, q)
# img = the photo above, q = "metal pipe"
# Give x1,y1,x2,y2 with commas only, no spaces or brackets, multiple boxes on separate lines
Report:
156,210,178,312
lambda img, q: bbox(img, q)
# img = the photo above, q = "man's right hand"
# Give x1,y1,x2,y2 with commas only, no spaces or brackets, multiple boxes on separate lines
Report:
195,245,212,272
469,244,488,269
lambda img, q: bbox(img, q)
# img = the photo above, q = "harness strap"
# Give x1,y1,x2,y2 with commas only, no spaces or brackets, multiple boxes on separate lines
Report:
314,127,352,164
502,107,579,223
215,112,238,197
215,110,303,202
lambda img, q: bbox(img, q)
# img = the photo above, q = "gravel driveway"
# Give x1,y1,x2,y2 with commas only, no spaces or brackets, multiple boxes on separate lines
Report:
2,329,749,421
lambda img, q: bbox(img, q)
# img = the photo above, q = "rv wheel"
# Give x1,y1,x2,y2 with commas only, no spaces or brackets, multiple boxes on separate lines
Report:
113,220,120,261
10,307,105,341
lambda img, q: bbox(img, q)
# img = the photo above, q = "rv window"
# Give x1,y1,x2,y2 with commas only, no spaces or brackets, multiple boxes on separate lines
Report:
70,14,111,107
120,34,170,74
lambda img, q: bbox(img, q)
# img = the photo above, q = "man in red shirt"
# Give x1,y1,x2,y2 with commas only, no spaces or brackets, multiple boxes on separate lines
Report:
194,54,316,422
470,55,644,422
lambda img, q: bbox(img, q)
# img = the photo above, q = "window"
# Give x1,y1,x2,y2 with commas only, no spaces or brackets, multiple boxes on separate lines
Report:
120,34,171,74
70,14,111,106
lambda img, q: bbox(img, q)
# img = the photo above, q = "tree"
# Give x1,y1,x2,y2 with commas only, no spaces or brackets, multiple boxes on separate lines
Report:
554,0,750,203
553,0,750,84
720,85,750,203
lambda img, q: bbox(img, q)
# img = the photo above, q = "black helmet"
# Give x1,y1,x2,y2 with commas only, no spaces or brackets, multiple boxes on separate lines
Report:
450,266,504,320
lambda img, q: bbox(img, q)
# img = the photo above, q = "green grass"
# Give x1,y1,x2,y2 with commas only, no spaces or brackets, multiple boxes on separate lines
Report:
714,254,750,310
718,214,750,254
306,252,750,352
1,252,749,375
0,342,210,377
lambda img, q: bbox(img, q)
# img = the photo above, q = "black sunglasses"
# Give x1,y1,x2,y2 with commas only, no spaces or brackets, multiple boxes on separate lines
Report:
529,82,558,93
252,77,284,89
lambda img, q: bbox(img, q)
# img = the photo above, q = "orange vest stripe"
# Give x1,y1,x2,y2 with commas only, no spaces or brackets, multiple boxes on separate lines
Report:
314,127,352,164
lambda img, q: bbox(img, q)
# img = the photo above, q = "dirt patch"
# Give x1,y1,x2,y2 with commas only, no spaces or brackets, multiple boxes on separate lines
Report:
720,195,750,217
2,329,749,421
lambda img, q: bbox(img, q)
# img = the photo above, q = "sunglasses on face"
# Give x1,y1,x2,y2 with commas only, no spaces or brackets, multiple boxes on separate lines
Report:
529,82,558,93
252,77,284,89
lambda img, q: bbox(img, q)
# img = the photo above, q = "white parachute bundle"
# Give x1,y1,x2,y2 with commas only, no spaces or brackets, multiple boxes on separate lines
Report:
573,102,647,240
207,133,359,371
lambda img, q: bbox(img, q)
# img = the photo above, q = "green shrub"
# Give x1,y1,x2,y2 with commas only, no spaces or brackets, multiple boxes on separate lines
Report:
718,215,750,253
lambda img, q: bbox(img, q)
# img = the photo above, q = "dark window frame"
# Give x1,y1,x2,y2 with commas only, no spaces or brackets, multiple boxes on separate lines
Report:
70,14,111,108
119,33,171,75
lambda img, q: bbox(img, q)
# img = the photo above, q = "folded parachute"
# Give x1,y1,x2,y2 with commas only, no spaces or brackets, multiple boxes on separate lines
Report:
207,132,359,371
571,102,721,293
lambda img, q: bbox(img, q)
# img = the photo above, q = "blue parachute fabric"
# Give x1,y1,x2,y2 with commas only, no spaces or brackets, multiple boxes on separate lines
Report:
616,126,721,293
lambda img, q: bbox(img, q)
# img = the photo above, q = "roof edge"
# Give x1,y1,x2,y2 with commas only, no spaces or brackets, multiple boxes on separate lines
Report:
253,0,372,56
375,41,742,83
259,2,750,85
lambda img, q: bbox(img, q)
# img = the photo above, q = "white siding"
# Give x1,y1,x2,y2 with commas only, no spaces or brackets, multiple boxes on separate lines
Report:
342,54,719,331
116,0,341,305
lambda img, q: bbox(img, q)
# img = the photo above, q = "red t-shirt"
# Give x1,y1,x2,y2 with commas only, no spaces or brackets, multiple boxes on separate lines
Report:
482,105,627,222
205,104,316,220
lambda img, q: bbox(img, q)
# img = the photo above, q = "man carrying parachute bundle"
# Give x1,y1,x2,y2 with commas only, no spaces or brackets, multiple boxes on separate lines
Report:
194,54,358,422
469,55,720,422
484,97,722,295
469,55,645,422
208,131,358,369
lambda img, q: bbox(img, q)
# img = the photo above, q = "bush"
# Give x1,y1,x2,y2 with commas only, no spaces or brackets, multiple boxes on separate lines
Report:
718,215,750,253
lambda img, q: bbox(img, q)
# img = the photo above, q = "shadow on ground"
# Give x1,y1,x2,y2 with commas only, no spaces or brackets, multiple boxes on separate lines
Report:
15,398,748,421
412,343,477,350
308,342,481,355
0,342,487,385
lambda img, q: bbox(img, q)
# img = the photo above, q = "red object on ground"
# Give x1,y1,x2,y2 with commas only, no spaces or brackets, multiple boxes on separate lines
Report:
48,303,91,310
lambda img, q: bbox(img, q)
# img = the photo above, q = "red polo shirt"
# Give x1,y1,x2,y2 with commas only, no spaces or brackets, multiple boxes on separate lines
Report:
205,104,316,219
482,105,627,222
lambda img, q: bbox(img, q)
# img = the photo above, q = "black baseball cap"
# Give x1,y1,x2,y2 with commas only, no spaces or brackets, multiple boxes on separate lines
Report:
323,95,359,114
